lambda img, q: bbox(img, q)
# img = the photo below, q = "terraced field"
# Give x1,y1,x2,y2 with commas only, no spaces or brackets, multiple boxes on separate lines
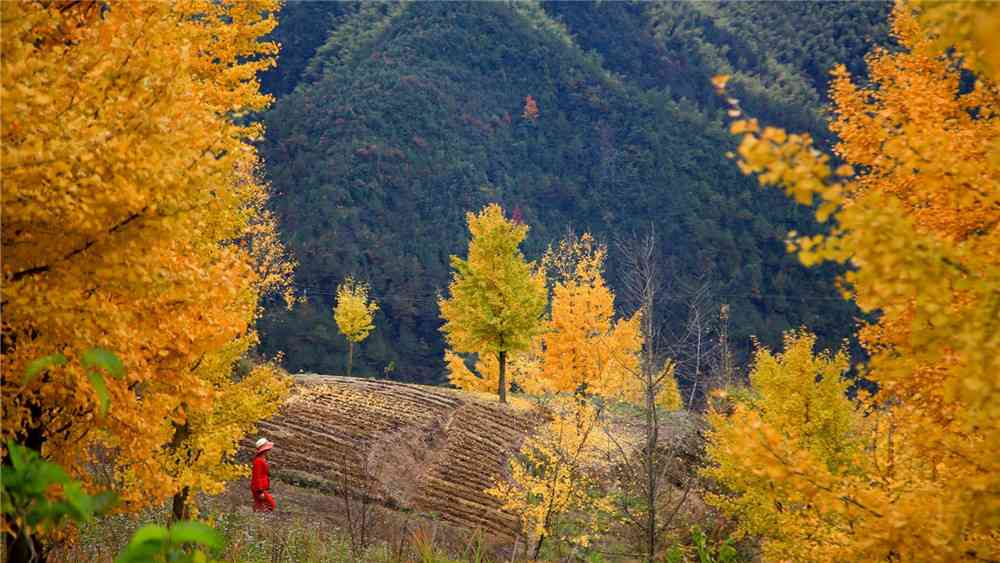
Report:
247,376,540,537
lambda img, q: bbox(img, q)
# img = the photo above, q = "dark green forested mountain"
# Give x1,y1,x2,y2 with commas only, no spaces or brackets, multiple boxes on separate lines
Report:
256,1,890,385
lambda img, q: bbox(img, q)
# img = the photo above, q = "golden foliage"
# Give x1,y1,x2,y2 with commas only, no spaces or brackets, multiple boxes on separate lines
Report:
439,204,547,400
914,0,1000,79
537,234,638,397
1,0,287,512
444,347,543,395
334,276,379,344
705,331,863,561
714,3,1000,559
445,231,683,411
486,396,611,553
536,234,681,409
165,351,290,508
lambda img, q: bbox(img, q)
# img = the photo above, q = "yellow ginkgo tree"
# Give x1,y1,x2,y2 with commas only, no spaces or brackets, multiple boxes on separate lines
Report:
1,0,287,525
334,276,380,378
439,204,547,403
486,396,611,558
537,233,681,409
707,2,1000,560
704,331,861,561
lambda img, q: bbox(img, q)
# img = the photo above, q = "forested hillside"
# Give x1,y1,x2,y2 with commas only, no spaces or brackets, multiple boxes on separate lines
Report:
5,2,997,561
257,1,891,384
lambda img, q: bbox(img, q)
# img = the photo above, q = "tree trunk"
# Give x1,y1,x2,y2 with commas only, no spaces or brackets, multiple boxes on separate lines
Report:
171,486,190,522
533,532,546,559
347,341,354,378
639,241,657,563
497,350,507,403
169,420,191,523
644,308,657,562
5,533,42,563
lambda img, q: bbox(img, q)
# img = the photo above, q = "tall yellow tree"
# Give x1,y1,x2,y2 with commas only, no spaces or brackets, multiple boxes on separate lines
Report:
166,160,295,521
537,234,681,409
710,2,1000,559
538,234,638,397
334,276,379,378
1,0,287,528
439,204,547,403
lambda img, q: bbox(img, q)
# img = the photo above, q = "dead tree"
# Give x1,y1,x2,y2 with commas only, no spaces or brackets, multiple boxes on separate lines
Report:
335,456,382,557
605,231,697,562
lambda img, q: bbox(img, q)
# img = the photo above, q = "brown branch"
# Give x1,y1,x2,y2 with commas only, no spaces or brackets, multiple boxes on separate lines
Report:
9,208,146,282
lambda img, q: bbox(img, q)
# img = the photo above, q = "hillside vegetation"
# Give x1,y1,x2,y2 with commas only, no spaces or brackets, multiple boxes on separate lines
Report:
6,1,996,561
258,1,891,383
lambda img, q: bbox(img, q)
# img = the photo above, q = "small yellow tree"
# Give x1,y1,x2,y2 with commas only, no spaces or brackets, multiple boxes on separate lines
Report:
704,330,862,561
439,204,547,403
487,396,611,558
334,276,379,378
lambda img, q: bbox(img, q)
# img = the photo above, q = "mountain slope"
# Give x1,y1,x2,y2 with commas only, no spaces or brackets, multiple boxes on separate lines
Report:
258,1,886,384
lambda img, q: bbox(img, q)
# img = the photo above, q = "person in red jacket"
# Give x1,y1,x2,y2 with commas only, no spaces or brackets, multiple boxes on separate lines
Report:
251,437,276,512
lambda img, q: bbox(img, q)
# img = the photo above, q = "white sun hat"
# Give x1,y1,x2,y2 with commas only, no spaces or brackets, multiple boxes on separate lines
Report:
255,437,274,454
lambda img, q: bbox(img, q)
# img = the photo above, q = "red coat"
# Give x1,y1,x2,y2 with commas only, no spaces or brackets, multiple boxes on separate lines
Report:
251,455,270,495
251,454,275,512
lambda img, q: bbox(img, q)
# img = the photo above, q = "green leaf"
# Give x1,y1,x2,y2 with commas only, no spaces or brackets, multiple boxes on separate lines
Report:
61,483,92,520
115,539,165,563
32,460,71,490
23,354,67,385
115,523,170,563
168,521,224,551
85,370,111,416
719,543,738,563
128,524,169,546
7,441,28,471
91,491,118,515
82,348,124,379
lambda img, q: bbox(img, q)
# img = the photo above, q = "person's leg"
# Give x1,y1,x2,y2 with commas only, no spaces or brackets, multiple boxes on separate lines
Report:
262,492,276,512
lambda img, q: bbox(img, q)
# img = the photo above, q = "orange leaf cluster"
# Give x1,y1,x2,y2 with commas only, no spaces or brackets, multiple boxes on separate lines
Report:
1,0,289,512
713,3,1000,559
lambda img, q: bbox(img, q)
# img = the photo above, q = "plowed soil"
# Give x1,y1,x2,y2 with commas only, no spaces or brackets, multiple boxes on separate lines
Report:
232,375,540,537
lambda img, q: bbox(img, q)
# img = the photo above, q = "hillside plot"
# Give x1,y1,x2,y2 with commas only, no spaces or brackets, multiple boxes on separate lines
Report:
247,375,539,536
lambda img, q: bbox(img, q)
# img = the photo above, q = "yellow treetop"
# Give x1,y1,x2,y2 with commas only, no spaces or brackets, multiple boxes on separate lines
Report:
717,2,1000,558
1,0,284,511
334,276,380,344
537,234,681,409
439,204,547,401
705,331,864,561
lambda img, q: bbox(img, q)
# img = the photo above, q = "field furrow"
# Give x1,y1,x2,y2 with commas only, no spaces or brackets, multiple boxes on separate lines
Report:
245,375,538,536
